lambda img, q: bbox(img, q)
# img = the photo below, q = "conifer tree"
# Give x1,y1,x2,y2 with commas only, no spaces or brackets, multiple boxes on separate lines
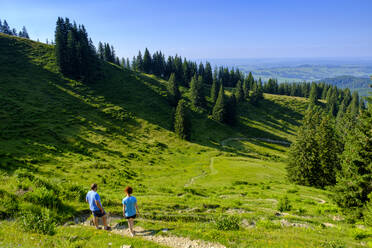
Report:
225,94,237,125
174,100,190,140
143,48,152,73
97,42,104,60
247,72,254,89
167,73,181,106
210,78,219,103
235,80,244,102
347,91,360,116
19,26,29,38
308,82,319,107
332,98,371,212
2,20,11,35
126,58,131,70
204,62,213,85
189,75,204,108
212,85,226,122
287,107,342,188
243,77,250,99
136,51,144,71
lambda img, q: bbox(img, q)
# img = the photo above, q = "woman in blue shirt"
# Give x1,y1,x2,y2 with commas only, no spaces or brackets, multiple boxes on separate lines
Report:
122,186,140,236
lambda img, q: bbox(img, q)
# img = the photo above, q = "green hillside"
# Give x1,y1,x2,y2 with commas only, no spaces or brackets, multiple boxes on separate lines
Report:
0,33,370,247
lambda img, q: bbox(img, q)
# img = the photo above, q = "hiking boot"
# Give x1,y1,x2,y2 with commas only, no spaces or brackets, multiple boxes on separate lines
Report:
96,226,102,230
104,226,112,231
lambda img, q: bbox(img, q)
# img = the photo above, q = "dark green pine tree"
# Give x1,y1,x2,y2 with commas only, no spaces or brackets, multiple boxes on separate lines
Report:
212,85,226,122
143,48,152,73
136,50,144,71
54,17,69,75
1,20,11,35
126,58,131,70
189,75,205,108
225,94,237,125
247,72,254,90
66,29,78,76
243,77,250,99
308,82,319,108
235,80,244,102
347,91,360,116
286,107,342,188
332,99,371,213
257,78,264,99
174,99,190,140
204,62,213,85
210,78,220,103
97,42,104,60
167,73,181,106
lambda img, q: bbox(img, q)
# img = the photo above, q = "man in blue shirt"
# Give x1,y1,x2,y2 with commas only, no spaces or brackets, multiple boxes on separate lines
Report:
122,186,140,236
86,183,110,230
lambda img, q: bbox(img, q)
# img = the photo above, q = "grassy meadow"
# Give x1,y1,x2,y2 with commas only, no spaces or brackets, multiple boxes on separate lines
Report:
0,33,371,247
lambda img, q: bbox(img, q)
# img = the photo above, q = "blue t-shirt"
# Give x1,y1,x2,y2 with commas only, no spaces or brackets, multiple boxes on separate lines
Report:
122,196,137,217
86,190,102,211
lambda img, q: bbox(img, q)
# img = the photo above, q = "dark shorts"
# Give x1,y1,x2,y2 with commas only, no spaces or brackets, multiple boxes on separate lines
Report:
125,214,136,219
92,210,105,217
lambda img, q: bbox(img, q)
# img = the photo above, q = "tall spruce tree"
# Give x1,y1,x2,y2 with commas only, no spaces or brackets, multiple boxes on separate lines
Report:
136,51,144,71
243,77,250,99
143,48,152,73
2,20,11,35
20,26,29,38
210,78,219,103
286,107,342,188
167,73,181,106
212,85,226,122
189,75,204,108
332,99,371,213
225,94,237,125
347,91,360,116
308,82,319,107
174,100,190,140
235,80,244,102
204,62,213,85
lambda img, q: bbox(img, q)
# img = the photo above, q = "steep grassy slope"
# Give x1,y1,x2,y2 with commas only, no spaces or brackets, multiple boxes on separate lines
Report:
0,33,370,247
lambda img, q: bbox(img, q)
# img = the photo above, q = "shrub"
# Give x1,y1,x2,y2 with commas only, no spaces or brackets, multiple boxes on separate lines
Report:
320,240,346,248
19,208,56,235
350,228,370,240
295,207,307,215
256,219,281,229
0,190,19,219
363,194,372,227
63,183,86,202
277,195,292,212
25,187,63,209
215,215,240,231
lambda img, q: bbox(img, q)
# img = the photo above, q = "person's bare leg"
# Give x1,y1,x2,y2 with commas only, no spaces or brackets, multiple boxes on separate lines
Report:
94,216,99,228
128,218,134,236
103,215,107,227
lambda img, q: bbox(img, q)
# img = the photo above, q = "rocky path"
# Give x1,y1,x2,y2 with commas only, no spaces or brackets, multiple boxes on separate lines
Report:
113,226,225,248
76,216,226,248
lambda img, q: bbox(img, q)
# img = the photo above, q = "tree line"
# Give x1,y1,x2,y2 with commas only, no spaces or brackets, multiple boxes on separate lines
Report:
0,18,29,39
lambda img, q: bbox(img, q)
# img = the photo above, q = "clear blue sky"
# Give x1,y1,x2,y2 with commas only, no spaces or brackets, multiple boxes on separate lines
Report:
1,0,371,59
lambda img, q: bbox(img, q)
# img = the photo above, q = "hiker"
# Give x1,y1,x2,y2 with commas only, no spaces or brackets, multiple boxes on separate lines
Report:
86,183,111,230
122,186,139,237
